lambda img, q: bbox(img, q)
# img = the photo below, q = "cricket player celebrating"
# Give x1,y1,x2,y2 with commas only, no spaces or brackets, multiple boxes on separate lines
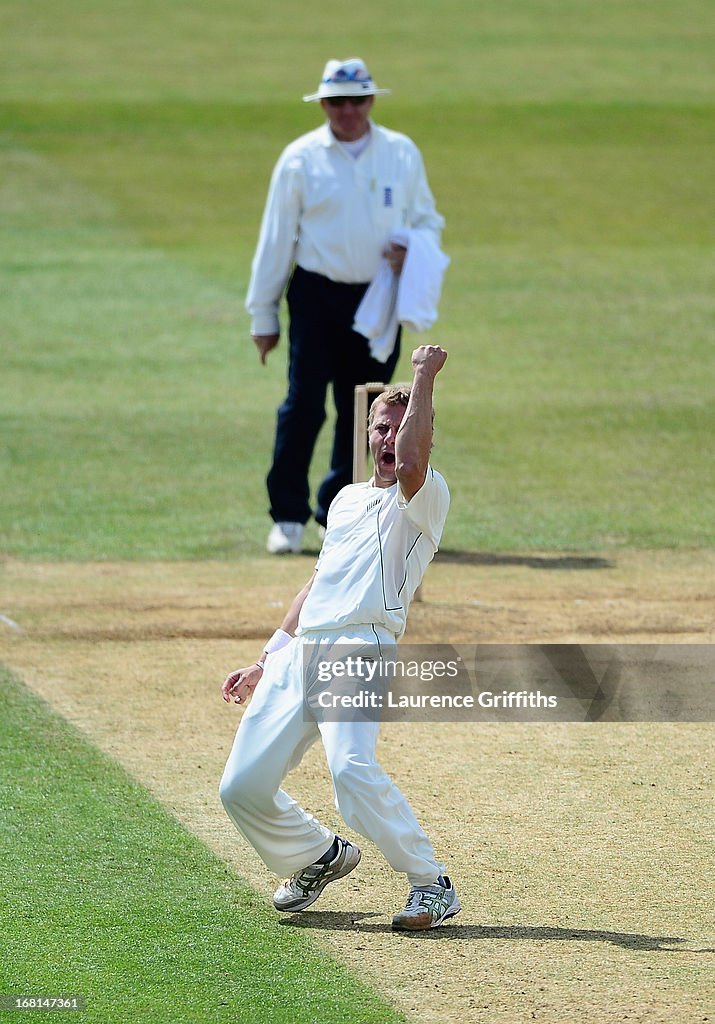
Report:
220,344,460,930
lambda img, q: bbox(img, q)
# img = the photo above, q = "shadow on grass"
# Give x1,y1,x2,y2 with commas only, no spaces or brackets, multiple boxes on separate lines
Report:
281,913,709,951
434,550,615,571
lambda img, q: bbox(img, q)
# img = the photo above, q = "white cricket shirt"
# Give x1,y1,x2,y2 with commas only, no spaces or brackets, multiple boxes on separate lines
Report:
246,121,445,337
297,467,450,640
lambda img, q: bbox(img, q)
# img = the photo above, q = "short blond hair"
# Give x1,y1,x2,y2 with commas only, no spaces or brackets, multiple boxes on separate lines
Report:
366,384,435,434
367,384,412,430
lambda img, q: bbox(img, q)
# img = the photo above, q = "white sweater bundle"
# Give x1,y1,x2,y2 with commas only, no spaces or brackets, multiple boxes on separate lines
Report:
353,229,450,362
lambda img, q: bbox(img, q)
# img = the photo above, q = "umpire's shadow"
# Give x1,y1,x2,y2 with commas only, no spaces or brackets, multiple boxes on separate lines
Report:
280,913,702,951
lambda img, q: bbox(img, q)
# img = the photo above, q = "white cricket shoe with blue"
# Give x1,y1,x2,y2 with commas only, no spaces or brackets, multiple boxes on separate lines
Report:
273,837,361,912
392,875,461,930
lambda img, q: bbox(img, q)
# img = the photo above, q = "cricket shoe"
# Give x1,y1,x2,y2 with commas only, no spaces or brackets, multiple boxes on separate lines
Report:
273,837,361,912
266,521,304,554
391,875,461,930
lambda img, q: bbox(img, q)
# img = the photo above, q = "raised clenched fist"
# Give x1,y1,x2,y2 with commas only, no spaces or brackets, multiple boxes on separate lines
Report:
411,345,448,377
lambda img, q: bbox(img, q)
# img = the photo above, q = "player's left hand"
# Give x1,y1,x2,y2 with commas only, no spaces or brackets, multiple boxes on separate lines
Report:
411,344,448,377
383,242,407,275
222,663,264,704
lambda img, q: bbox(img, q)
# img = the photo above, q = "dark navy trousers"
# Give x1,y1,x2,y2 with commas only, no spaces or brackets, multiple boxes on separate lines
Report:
267,266,401,527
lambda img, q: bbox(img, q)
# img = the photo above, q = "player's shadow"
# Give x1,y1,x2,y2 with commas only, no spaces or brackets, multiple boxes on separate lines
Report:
434,550,614,571
296,550,614,568
280,913,703,951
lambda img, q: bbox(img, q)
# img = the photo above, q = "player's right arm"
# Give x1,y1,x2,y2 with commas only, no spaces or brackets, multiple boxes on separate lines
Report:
279,571,316,637
245,149,302,352
221,572,317,704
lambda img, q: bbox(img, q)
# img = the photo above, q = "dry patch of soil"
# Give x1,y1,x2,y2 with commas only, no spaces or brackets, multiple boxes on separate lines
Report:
1,551,713,1024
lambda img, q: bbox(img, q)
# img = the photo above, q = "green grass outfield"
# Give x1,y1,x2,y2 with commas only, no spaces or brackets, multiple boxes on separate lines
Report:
1,0,713,558
0,667,406,1024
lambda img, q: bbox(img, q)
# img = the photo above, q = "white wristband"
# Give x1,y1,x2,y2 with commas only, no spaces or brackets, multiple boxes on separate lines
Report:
264,628,293,655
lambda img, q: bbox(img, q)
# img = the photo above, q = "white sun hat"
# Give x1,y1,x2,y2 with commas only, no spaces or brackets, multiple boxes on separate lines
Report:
303,57,391,102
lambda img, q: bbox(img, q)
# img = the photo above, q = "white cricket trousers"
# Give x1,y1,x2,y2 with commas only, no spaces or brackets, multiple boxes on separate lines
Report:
219,626,445,887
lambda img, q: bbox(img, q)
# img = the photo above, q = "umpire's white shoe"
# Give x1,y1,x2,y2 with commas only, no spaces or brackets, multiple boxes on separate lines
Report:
273,837,361,912
391,875,461,930
266,521,304,554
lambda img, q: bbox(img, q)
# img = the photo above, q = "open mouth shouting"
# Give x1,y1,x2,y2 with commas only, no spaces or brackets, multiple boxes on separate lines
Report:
375,449,397,482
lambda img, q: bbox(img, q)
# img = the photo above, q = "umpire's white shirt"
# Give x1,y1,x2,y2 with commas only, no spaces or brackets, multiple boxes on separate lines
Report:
297,466,450,640
246,121,445,337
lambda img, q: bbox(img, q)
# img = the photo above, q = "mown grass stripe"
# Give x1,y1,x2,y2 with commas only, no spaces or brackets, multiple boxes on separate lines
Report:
1,1,713,558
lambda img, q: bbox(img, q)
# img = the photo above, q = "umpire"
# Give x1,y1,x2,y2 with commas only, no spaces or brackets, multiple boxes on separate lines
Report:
246,56,445,554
